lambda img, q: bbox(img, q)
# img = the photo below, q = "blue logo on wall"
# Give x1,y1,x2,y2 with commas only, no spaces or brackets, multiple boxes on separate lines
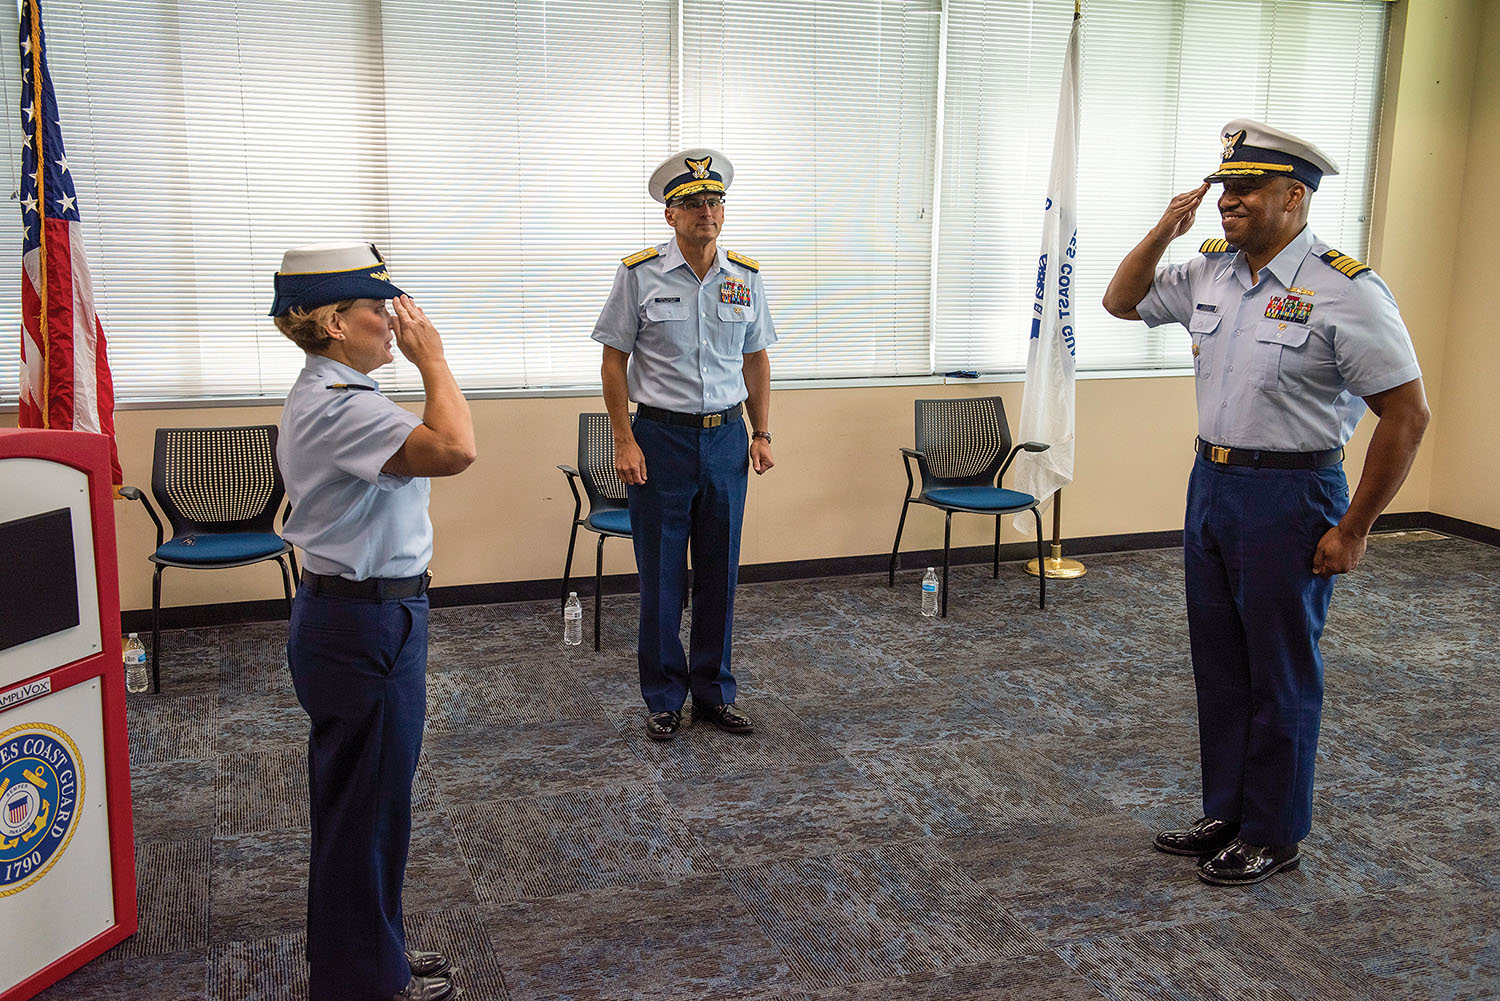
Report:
0,724,84,896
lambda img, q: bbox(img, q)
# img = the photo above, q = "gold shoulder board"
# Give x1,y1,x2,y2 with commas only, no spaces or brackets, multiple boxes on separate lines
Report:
621,246,660,269
726,250,760,272
1319,249,1371,279
1199,239,1234,255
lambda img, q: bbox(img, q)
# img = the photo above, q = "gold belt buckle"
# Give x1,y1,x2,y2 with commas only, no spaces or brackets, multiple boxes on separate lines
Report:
1209,444,1231,464
703,413,723,428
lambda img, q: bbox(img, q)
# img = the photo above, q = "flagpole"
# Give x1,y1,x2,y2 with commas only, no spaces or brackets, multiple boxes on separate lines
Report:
1026,489,1087,579
28,0,49,429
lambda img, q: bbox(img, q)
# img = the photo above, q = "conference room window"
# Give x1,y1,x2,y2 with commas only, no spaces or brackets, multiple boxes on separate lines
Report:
0,0,1388,404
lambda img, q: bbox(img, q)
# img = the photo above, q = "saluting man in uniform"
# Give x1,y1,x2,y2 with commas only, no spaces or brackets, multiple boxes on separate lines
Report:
272,243,476,1001
593,149,778,741
1103,120,1429,885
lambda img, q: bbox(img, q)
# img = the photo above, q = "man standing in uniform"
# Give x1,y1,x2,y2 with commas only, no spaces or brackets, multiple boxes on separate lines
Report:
593,148,777,741
1103,120,1429,885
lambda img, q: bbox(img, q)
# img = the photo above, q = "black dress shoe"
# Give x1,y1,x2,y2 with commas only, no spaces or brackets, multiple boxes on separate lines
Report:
1198,838,1301,886
695,702,754,733
405,949,451,979
1152,817,1240,857
647,710,682,741
384,974,455,1001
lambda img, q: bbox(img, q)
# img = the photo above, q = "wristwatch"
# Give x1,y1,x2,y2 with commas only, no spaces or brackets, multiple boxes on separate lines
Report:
751,430,772,443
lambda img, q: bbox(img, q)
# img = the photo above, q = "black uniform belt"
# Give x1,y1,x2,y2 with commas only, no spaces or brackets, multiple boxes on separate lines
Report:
1196,438,1344,470
300,570,430,601
636,402,743,429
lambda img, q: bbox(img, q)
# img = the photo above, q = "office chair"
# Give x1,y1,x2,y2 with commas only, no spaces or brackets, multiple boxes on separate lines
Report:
558,413,633,651
121,425,296,691
888,397,1048,616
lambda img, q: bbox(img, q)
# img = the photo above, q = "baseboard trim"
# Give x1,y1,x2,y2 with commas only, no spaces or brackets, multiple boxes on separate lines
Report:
119,512,1494,632
1380,511,1500,548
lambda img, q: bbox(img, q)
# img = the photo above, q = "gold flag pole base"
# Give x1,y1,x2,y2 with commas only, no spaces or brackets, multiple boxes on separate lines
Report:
1026,542,1087,579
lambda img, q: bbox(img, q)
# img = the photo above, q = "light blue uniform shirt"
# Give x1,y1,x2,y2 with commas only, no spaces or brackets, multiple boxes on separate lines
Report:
592,239,778,413
1138,227,1421,451
278,354,430,580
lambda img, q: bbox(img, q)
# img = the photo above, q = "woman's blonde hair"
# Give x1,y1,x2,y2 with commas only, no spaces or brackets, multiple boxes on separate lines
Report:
274,299,355,353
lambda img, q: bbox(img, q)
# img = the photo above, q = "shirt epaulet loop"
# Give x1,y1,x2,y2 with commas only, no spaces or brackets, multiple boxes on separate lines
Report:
622,246,660,269
1319,249,1371,279
726,250,760,273
1199,239,1236,255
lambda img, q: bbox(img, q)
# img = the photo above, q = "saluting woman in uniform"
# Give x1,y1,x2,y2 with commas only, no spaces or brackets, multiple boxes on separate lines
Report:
270,243,476,1001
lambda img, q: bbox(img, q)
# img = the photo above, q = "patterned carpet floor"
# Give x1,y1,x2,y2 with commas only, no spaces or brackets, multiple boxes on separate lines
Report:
37,532,1500,1000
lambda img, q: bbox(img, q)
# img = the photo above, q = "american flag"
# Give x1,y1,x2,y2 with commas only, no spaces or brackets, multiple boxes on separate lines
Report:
18,0,121,484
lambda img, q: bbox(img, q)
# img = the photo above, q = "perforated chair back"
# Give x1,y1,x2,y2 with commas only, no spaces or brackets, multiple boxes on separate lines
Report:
577,413,628,513
913,397,1012,489
151,426,286,540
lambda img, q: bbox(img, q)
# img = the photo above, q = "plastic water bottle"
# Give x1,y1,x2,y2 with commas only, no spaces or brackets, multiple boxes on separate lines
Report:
123,633,148,693
563,592,583,646
921,568,940,617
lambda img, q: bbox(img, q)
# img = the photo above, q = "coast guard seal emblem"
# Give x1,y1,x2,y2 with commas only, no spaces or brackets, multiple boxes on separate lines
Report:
0,723,84,896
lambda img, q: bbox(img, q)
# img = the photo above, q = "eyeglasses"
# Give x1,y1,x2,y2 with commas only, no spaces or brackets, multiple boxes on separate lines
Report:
672,197,724,211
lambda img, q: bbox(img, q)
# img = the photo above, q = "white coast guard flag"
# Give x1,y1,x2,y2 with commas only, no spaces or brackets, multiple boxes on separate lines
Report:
1014,9,1080,531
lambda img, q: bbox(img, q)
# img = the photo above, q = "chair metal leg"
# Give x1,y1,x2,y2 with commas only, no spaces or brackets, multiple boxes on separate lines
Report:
594,534,606,652
993,515,1001,578
889,497,914,587
561,522,581,608
276,555,295,617
288,547,301,584
941,512,953,618
1033,507,1047,609
150,566,164,694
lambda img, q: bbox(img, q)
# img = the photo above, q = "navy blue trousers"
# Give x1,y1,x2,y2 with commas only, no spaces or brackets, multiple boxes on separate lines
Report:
1183,456,1348,846
627,414,748,713
287,589,428,1001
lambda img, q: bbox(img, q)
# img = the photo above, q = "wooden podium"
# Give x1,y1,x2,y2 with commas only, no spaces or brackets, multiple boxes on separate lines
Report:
0,429,138,1000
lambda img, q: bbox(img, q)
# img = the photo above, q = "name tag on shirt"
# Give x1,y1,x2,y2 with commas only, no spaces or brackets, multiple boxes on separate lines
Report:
1194,303,1217,313
720,278,750,306
653,296,680,304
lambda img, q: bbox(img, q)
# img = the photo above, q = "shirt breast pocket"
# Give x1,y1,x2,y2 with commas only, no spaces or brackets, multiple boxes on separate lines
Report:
1253,321,1311,393
717,301,754,324
715,300,755,352
644,299,691,324
1188,310,1221,379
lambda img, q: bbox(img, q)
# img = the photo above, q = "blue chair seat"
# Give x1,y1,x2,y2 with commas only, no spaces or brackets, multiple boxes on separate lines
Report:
587,509,631,536
155,532,289,565
924,486,1035,512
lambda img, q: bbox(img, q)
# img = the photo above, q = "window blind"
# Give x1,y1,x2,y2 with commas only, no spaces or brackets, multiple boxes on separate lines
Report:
0,0,1389,403
934,0,1388,374
680,0,941,379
